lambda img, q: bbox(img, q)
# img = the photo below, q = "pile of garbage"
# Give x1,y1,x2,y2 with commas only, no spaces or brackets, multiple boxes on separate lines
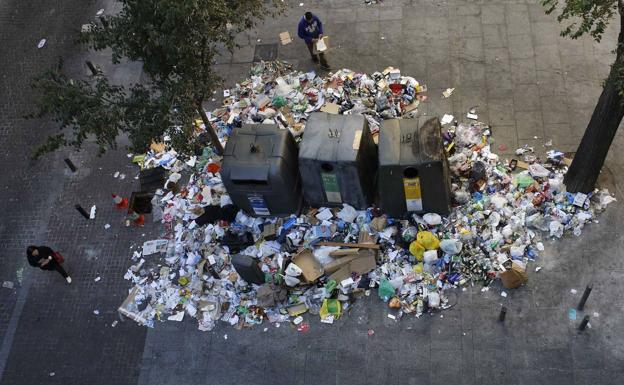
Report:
206,61,426,147
118,62,616,331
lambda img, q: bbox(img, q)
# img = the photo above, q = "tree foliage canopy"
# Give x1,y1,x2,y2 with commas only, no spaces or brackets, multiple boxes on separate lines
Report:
542,0,624,193
31,0,284,158
541,0,620,42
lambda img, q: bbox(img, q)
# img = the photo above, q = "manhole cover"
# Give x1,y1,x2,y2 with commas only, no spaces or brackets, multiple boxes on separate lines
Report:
253,43,279,62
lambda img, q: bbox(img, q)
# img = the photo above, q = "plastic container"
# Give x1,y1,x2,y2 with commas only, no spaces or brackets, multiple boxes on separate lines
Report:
139,166,166,193
378,117,451,217
129,191,153,214
221,124,302,217
298,112,378,209
231,254,265,285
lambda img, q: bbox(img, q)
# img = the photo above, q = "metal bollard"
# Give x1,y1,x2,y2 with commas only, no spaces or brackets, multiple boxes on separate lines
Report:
64,158,77,172
85,61,99,76
578,315,590,331
577,284,593,311
498,305,507,322
75,204,90,219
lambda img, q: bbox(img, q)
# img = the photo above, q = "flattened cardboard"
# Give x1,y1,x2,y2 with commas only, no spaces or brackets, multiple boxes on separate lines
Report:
279,31,292,45
292,249,323,283
329,248,360,257
350,251,376,275
287,303,308,316
324,249,377,279
324,255,358,274
328,265,351,282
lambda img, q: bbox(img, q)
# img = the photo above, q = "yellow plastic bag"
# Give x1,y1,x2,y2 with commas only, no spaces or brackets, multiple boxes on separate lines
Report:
409,241,425,261
319,299,341,320
417,231,440,250
413,263,423,274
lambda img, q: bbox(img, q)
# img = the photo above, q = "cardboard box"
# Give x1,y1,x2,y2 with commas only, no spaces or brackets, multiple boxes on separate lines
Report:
500,262,528,289
292,249,323,283
324,249,377,281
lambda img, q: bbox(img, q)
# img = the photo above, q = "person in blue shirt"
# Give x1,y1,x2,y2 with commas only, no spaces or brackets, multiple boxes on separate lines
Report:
297,12,329,69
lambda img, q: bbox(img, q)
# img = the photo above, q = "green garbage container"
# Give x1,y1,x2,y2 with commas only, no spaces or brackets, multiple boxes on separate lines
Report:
298,112,378,209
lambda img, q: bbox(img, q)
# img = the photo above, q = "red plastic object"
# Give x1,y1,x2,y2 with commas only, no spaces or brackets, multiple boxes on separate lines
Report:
207,163,221,174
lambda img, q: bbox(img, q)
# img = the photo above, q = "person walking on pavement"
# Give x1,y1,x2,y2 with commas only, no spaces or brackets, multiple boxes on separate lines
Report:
298,11,330,69
26,245,72,284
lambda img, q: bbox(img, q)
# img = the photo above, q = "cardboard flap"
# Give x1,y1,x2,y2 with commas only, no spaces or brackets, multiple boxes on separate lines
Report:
292,249,323,283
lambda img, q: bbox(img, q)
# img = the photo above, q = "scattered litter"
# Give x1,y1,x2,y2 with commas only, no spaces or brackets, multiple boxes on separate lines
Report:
89,205,96,219
367,329,375,336
535,266,542,272
93,310,100,315
570,289,578,295
501,291,508,298
593,312,600,317
49,372,55,377
2,281,14,289
441,114,454,125
104,224,111,229
279,31,292,45
37,39,46,49
568,308,577,321
94,276,101,282
442,88,454,98
117,61,614,333
466,107,478,120
111,321,118,327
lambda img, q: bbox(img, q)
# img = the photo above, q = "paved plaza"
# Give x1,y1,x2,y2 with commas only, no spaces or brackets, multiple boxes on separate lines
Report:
1,1,624,384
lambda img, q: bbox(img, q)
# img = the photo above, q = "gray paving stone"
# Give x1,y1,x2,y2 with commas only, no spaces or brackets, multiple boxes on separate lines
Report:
481,4,505,25
483,24,509,49
509,34,535,59
516,110,544,139
3,1,624,385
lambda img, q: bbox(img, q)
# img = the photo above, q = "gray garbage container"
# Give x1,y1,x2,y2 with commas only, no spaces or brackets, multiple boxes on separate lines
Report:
298,112,378,209
221,124,302,217
378,117,451,217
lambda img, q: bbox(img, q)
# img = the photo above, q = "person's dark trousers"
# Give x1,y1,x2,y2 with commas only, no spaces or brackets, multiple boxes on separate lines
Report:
44,260,69,278
306,42,329,67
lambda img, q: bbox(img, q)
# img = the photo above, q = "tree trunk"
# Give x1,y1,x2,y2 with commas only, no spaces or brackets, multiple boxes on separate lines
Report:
196,100,224,155
564,17,624,193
